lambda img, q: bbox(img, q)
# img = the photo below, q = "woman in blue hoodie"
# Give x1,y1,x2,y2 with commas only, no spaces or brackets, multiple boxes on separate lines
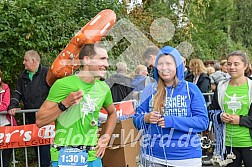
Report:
133,46,209,167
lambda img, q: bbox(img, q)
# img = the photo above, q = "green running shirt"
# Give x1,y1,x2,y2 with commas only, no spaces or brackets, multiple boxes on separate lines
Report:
47,75,113,161
224,81,252,147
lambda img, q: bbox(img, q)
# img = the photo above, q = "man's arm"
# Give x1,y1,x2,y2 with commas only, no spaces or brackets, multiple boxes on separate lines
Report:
102,104,117,138
36,100,62,127
36,90,83,127
95,103,117,158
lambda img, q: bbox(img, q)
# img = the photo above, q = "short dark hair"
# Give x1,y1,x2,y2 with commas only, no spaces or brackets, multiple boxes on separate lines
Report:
142,46,159,59
203,60,215,66
79,44,105,59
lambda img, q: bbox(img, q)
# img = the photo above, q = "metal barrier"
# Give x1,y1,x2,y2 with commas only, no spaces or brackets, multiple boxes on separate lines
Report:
203,92,214,107
0,109,41,167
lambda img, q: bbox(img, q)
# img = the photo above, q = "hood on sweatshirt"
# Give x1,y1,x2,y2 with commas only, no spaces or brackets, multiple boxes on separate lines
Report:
153,46,184,84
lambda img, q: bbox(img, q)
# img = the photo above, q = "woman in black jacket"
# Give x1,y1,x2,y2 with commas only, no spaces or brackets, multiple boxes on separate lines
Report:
186,59,210,103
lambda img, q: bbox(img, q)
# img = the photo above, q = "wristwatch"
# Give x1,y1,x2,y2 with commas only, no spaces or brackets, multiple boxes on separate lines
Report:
58,101,68,111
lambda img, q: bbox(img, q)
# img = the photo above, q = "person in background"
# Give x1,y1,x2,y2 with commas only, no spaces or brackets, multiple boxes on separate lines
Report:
142,46,160,79
105,61,133,102
220,59,230,78
210,51,252,167
0,70,17,167
131,64,148,100
186,59,210,103
8,50,51,167
204,60,215,67
209,61,229,92
220,60,228,73
133,46,208,167
181,56,191,79
36,44,117,167
244,63,252,79
206,66,215,76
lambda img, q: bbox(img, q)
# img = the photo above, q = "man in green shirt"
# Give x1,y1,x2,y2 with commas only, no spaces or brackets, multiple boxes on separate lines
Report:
36,44,117,167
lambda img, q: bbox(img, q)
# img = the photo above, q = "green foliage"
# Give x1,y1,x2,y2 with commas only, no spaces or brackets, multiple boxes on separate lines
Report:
0,0,123,89
185,0,251,61
231,0,252,48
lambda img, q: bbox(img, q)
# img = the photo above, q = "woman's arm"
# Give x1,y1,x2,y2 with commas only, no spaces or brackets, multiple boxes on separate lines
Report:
0,84,10,111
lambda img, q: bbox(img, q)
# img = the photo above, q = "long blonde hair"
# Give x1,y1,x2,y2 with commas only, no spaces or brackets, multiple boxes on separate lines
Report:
189,59,206,76
153,77,166,112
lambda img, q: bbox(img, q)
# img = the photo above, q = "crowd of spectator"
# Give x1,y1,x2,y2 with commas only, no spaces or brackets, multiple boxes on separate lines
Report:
1,45,252,167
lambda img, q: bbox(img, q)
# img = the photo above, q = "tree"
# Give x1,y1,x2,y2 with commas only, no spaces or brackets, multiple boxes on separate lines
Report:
0,0,123,88
230,0,252,48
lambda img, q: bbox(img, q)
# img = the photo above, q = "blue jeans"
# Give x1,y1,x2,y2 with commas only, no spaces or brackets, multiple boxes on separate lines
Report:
51,157,102,167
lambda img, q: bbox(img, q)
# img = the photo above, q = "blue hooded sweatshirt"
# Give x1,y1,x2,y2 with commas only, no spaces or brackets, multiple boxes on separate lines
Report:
133,46,209,162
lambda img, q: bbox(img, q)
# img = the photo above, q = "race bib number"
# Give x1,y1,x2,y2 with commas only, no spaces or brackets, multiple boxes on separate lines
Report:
58,147,88,167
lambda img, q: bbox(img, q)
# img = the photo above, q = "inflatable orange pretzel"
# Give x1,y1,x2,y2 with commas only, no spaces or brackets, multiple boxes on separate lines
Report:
46,9,116,86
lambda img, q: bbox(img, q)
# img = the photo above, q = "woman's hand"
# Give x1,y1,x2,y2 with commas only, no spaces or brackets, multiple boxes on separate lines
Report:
8,108,21,116
222,113,233,123
158,117,165,128
144,111,161,124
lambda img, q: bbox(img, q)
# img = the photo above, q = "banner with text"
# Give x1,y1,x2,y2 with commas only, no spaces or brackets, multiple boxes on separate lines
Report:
0,101,134,149
0,124,55,149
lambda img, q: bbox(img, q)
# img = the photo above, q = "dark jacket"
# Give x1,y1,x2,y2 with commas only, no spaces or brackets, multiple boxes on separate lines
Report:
210,78,252,139
184,67,191,79
8,64,50,124
185,73,210,93
185,72,210,102
105,73,133,102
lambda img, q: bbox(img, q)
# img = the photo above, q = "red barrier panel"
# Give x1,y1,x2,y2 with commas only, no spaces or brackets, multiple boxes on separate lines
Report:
0,101,134,149
100,100,134,115
0,124,55,149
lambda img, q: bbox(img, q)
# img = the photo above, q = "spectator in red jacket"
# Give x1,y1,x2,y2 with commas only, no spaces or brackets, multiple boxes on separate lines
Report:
0,70,16,167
